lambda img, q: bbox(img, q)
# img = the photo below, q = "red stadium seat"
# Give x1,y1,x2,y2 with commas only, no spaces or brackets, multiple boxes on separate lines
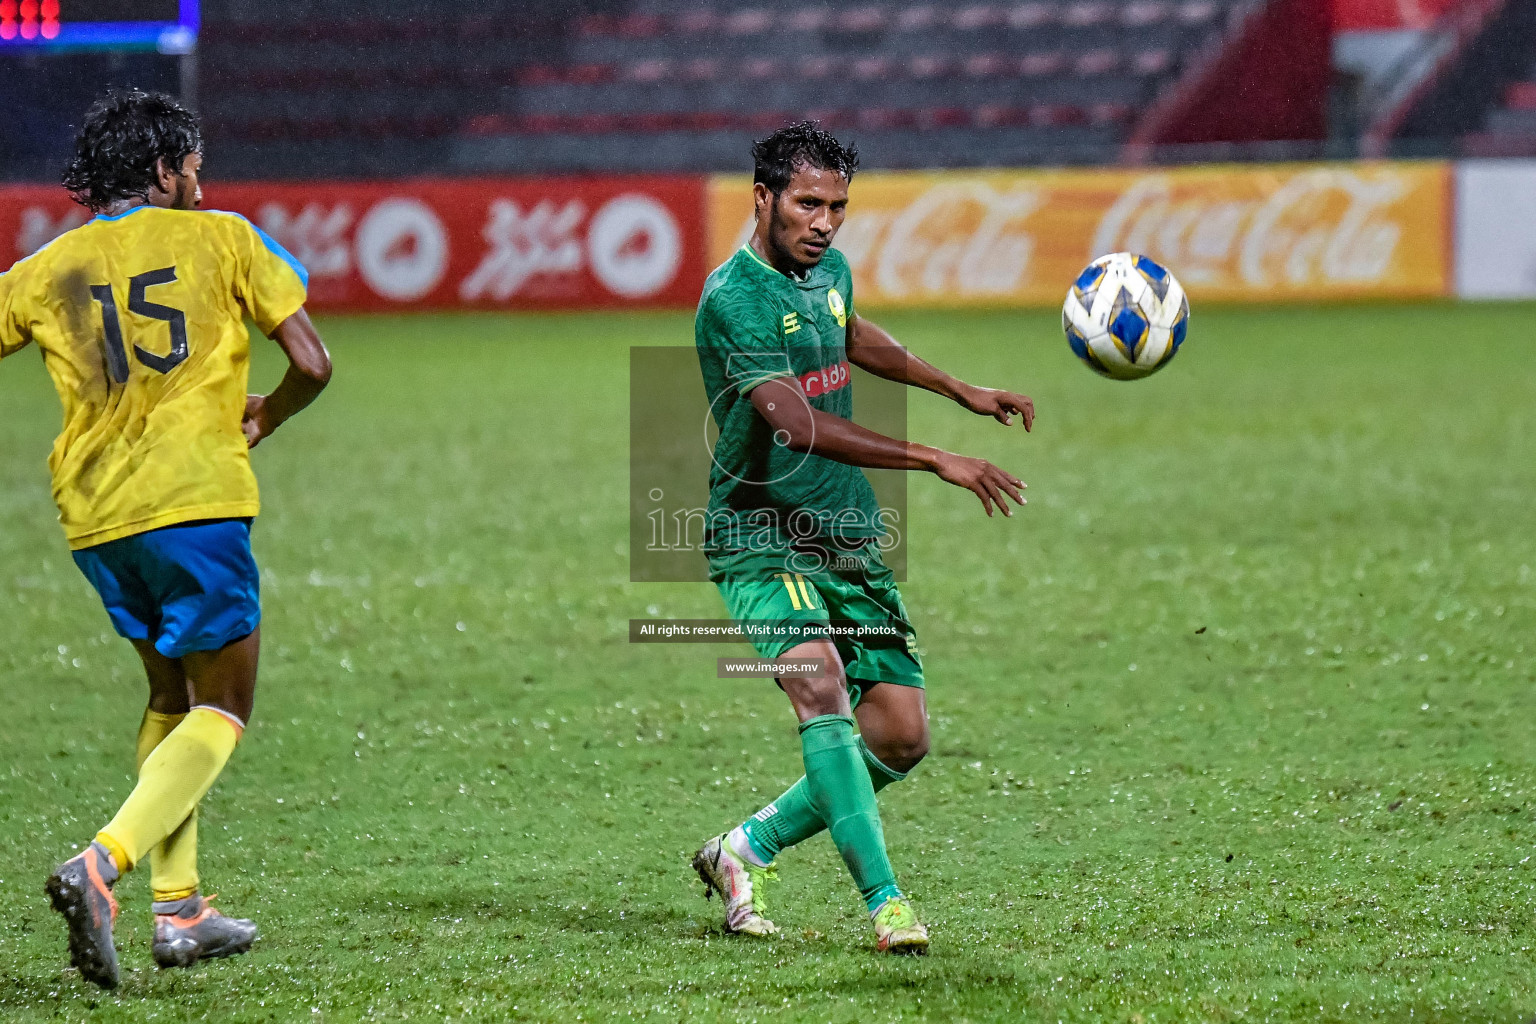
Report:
1088,102,1132,124
617,14,665,38
1018,51,1068,76
787,7,832,31
803,107,854,129
895,5,943,31
516,64,563,86
972,104,1031,127
575,14,617,37
799,55,836,79
689,111,735,132
856,107,918,129
853,56,895,80
743,58,780,80
1505,81,1536,109
621,112,667,133
1073,49,1121,75
1031,103,1088,125
839,6,889,31
627,59,673,84
674,9,719,34
1008,2,1059,27
1176,0,1220,22
953,4,1007,29
744,110,793,131
915,106,971,129
1063,2,1113,26
724,9,773,35
682,59,721,81
908,55,955,78
1122,1,1170,25
519,113,566,134
962,54,1011,77
567,63,614,85
463,114,514,136
571,113,619,134
1132,49,1174,74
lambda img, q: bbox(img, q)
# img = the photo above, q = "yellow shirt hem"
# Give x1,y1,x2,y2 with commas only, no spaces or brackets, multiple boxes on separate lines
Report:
66,501,262,551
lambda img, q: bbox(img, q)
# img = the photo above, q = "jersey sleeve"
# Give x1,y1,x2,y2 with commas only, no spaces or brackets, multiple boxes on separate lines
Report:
0,266,32,359
697,287,794,397
229,215,309,335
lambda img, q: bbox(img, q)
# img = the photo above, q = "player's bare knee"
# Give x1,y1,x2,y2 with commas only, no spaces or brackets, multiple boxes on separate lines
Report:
897,728,931,769
891,735,930,773
869,729,929,773
184,630,260,726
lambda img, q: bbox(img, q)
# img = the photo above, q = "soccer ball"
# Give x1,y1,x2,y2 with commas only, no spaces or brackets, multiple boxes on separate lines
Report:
1062,253,1189,380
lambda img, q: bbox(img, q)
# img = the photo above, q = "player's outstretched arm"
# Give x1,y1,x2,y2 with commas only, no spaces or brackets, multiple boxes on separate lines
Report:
749,378,1026,518
846,314,1035,431
243,308,332,449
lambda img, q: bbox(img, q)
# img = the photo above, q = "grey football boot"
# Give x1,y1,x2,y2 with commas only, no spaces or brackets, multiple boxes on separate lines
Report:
152,892,258,968
44,841,121,989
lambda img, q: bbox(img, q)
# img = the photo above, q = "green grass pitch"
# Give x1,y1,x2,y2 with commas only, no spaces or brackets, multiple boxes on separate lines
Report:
1,304,1534,1022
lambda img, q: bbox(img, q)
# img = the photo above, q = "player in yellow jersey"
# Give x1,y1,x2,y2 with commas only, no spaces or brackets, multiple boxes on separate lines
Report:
0,90,332,988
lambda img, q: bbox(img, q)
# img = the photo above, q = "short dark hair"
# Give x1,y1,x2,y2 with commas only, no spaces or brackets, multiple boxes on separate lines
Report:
61,89,202,212
751,121,859,195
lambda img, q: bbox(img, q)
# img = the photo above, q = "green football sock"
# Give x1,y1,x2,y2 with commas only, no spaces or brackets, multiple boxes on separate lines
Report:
795,715,901,911
738,738,908,864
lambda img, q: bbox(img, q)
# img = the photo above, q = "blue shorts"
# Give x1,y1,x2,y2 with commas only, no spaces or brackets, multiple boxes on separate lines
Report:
72,519,261,659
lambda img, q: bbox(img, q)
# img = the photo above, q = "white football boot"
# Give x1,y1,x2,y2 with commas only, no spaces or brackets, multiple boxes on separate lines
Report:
691,834,779,937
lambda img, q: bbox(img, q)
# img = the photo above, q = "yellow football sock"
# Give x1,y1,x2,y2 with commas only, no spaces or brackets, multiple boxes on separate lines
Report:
135,709,200,902
135,709,183,767
98,707,242,873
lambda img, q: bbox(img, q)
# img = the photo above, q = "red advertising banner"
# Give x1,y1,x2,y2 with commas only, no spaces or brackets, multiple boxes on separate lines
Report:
0,176,707,310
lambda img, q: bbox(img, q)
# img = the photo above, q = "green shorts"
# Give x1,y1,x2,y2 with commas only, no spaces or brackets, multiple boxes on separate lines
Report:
708,540,924,695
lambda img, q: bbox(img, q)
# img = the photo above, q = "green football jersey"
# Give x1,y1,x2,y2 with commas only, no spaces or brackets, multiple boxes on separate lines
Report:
695,244,883,551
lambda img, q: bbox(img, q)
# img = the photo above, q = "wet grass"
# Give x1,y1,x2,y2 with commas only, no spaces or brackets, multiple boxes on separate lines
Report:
1,304,1534,1021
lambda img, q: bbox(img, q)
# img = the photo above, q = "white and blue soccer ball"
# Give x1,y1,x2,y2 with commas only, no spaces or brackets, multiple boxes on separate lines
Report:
1062,252,1189,380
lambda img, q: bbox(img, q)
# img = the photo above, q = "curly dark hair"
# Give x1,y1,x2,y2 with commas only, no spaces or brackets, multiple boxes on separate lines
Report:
751,121,859,194
61,89,202,212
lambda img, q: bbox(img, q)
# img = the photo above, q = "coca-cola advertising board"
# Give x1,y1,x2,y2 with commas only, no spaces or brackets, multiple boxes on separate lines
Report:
708,162,1452,306
0,177,706,310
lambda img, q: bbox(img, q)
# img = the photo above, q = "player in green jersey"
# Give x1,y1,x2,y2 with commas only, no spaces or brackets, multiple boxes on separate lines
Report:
690,123,1034,954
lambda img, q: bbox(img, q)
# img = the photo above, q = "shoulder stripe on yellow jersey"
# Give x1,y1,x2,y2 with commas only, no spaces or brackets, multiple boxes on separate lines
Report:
205,211,310,287
92,205,152,223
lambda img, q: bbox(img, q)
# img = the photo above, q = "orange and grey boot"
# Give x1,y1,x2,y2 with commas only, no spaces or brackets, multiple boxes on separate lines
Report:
152,893,258,968
45,841,121,989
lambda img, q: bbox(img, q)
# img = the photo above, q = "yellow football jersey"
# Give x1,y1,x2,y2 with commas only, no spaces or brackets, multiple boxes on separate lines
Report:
0,205,308,549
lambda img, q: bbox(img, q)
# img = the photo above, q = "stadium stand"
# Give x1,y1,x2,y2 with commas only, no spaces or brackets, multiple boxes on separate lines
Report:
0,51,179,181
1372,0,1536,156
196,0,1246,177
1459,21,1536,155
1489,75,1536,137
